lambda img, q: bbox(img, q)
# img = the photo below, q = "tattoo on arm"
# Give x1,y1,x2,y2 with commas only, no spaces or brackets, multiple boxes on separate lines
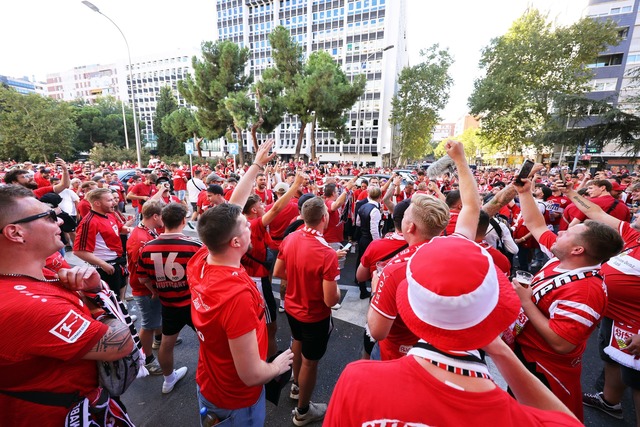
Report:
92,317,132,353
571,195,591,210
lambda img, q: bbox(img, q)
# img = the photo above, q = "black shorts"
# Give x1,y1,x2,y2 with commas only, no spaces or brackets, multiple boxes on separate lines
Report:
190,202,197,212
598,316,640,390
162,305,194,336
286,313,333,361
259,277,277,324
97,260,126,295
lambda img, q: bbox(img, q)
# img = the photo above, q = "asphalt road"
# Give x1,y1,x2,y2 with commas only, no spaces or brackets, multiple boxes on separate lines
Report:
63,216,636,426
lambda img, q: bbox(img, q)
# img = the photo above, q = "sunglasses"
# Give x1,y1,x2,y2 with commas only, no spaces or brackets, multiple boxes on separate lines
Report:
0,210,58,233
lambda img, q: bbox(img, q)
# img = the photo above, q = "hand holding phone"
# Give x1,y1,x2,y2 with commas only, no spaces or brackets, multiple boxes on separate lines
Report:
341,242,352,252
515,160,534,186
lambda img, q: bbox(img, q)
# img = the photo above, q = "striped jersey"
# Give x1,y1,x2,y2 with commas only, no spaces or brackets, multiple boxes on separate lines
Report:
137,233,202,308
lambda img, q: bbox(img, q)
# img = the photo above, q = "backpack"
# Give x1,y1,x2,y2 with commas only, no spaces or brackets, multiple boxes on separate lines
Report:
489,216,510,256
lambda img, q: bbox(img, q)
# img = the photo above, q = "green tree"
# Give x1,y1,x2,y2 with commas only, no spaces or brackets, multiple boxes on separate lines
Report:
154,86,180,156
468,9,620,152
390,44,453,164
162,108,206,158
0,87,77,161
72,96,136,153
179,40,252,164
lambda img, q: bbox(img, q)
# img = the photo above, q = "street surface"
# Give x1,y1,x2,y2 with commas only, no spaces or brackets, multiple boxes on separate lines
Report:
62,217,635,426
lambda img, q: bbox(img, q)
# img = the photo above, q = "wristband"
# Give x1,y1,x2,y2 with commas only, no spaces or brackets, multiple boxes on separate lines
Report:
252,162,265,169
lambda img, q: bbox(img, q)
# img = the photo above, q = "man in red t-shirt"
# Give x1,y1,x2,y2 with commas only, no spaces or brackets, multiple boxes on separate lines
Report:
326,236,581,427
170,163,188,201
127,200,164,376
138,203,201,394
254,172,274,205
127,173,158,215
274,196,342,425
0,185,133,426
323,177,358,256
187,139,293,424
242,174,304,357
369,140,480,360
560,182,640,422
562,179,630,230
74,188,129,296
511,179,624,421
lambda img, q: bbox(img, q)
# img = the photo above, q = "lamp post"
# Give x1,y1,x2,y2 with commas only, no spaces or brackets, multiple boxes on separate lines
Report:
82,0,142,168
354,44,394,166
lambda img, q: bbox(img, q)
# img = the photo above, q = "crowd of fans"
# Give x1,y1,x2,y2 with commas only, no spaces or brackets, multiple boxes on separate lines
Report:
1,142,640,426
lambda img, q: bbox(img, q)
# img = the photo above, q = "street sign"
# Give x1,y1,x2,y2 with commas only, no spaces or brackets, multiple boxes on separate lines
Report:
184,142,194,155
228,143,238,155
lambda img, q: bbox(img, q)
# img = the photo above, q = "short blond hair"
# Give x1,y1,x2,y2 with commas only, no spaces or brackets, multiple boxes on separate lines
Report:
410,193,450,238
85,188,112,204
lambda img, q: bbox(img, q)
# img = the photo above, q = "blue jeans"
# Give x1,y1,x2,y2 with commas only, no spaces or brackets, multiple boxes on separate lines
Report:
197,385,265,426
176,189,186,201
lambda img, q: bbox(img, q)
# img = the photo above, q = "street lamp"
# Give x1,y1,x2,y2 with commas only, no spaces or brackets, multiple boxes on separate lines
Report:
82,0,142,168
353,44,394,166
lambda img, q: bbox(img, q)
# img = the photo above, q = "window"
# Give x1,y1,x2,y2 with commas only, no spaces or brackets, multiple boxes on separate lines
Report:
587,54,623,68
618,26,630,39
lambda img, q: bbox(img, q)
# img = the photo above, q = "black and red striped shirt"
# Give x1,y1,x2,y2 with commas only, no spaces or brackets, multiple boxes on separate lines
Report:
137,233,202,308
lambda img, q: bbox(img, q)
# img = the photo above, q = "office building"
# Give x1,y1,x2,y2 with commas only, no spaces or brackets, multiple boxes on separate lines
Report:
215,0,408,166
0,75,45,95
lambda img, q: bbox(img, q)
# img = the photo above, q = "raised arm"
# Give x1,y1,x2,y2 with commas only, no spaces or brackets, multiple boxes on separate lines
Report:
331,175,358,212
513,179,549,242
262,173,304,226
447,140,480,239
482,184,517,217
229,139,277,207
383,175,402,212
52,158,70,194
559,180,621,231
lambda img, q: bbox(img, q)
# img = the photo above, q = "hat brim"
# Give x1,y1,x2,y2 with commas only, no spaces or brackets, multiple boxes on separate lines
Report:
397,267,520,351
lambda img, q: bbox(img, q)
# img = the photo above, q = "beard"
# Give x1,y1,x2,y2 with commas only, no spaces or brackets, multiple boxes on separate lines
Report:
24,182,38,190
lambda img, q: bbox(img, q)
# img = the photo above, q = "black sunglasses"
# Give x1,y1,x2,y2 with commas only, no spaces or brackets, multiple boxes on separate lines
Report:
0,210,58,233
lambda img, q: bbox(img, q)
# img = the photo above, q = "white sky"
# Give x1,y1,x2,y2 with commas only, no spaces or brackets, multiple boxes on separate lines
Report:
1,0,587,121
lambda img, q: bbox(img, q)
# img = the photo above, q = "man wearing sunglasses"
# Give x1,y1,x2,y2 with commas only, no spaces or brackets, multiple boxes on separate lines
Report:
0,185,134,426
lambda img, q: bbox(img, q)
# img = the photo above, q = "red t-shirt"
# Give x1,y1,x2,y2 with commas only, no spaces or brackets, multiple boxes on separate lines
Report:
370,244,422,359
480,241,511,274
77,199,91,218
172,169,187,191
126,224,158,297
564,195,630,227
546,195,571,226
599,222,640,326
359,232,407,275
254,188,273,205
34,185,54,199
74,211,123,259
279,227,340,322
138,234,202,308
323,198,344,243
188,247,267,409
324,357,582,427
0,277,108,427
241,217,273,278
267,198,299,248
197,190,210,213
443,210,460,235
515,230,606,420
129,182,158,213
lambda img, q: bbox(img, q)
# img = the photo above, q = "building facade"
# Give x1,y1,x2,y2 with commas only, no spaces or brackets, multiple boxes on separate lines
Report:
45,64,121,102
215,0,408,166
0,75,45,95
566,0,640,169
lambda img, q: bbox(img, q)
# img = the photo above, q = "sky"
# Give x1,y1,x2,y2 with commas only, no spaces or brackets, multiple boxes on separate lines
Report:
1,0,587,121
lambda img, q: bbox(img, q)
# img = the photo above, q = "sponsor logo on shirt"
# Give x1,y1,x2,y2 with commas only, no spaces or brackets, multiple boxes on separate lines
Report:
49,310,90,343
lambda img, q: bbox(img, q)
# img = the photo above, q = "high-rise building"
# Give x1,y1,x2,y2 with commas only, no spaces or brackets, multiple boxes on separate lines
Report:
45,64,121,102
215,0,407,166
120,49,197,146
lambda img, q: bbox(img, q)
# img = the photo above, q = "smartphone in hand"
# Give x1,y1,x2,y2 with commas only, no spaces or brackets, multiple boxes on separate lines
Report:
515,160,535,185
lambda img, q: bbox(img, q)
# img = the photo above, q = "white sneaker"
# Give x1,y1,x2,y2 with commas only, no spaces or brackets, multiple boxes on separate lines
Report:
331,303,341,310
278,300,285,313
292,402,327,426
162,367,188,394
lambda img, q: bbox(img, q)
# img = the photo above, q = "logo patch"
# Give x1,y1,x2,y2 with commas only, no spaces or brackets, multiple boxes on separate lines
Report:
49,310,90,343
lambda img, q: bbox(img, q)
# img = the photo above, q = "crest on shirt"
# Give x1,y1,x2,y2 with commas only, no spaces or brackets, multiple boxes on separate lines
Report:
49,310,90,343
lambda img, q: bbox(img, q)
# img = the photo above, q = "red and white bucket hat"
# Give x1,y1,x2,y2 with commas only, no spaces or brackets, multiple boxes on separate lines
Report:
397,235,520,351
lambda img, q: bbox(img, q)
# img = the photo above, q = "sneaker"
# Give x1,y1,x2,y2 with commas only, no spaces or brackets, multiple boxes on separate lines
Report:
331,303,341,310
279,300,285,313
583,391,623,419
145,360,163,376
162,367,188,394
153,337,183,350
187,221,195,230
292,402,327,426
290,383,299,400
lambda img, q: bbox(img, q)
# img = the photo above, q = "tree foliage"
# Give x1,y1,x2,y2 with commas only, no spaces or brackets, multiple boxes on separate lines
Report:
0,86,77,162
71,96,136,154
269,27,365,158
390,44,453,163
178,40,252,164
154,86,180,157
468,9,620,152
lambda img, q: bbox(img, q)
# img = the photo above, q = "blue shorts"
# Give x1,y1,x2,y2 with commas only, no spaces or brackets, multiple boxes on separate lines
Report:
133,295,162,330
